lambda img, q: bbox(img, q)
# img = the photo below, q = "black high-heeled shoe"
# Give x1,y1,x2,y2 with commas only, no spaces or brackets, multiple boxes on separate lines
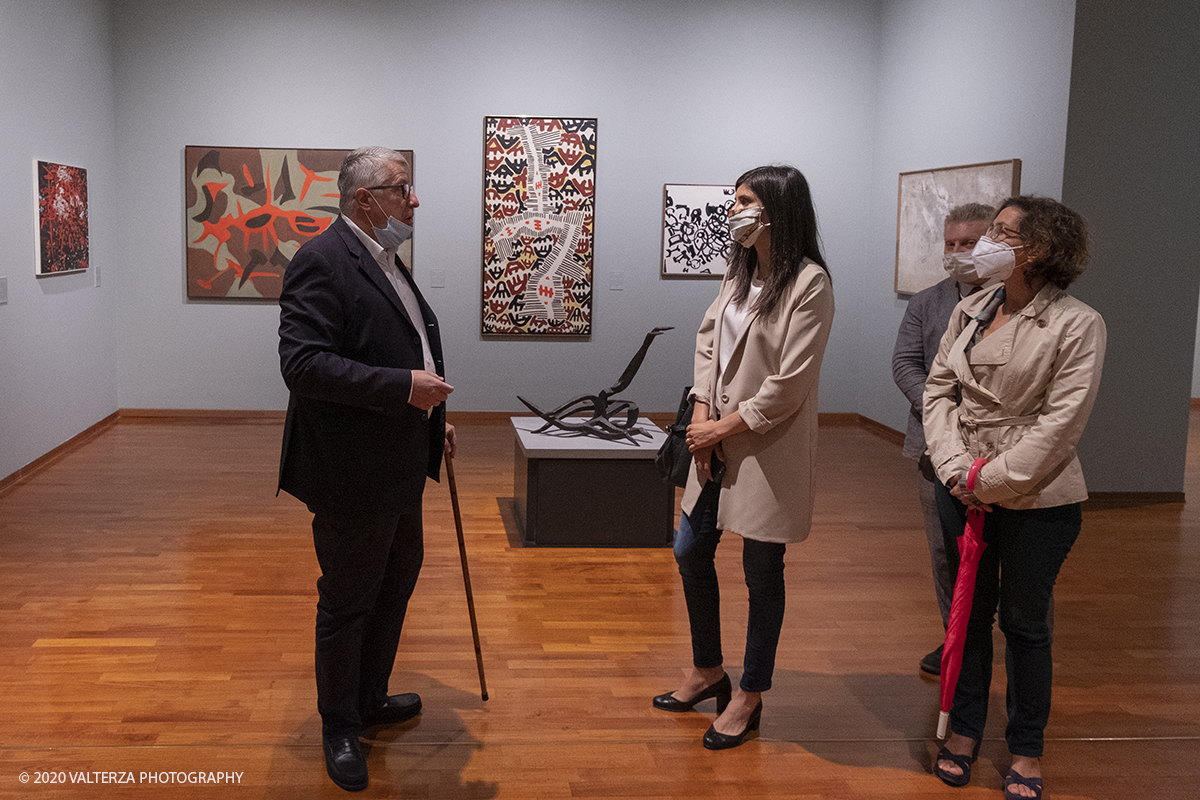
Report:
652,673,732,713
702,700,762,750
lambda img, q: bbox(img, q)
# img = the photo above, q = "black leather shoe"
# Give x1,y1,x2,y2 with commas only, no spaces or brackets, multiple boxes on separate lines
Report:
653,674,731,713
361,693,422,728
921,644,944,676
323,734,367,792
702,700,762,750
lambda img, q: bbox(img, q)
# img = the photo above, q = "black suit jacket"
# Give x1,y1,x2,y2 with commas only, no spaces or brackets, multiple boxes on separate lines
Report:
278,216,445,515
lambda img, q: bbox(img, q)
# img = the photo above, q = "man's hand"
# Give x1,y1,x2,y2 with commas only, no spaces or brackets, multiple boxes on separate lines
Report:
410,370,453,412
443,423,457,459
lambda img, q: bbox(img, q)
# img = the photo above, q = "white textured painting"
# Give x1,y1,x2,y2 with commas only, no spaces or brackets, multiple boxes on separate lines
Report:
895,159,1021,295
661,184,734,277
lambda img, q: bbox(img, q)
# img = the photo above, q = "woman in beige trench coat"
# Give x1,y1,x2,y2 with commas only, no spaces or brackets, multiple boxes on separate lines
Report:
651,165,834,750
925,197,1105,800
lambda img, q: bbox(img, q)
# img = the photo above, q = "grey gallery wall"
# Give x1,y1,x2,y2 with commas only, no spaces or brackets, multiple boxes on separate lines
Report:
1,0,1195,496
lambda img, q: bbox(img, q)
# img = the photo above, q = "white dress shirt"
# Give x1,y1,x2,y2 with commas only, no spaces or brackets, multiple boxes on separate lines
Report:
344,216,437,401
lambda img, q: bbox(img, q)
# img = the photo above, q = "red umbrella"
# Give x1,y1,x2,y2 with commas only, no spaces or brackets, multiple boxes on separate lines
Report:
937,457,990,739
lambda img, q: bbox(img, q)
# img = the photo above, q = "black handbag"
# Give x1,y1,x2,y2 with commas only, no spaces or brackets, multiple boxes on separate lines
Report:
656,387,695,488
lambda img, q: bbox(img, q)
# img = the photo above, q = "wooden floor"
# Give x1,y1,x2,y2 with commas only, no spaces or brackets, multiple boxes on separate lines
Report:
1,412,1197,799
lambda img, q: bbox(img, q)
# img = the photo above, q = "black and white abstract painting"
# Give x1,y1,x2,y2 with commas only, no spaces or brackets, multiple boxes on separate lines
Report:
661,184,734,277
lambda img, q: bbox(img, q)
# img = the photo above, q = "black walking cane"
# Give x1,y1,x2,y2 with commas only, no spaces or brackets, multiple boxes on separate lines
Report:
446,455,488,701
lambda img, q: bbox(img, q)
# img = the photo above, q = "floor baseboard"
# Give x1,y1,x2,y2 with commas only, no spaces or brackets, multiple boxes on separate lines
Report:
0,411,119,497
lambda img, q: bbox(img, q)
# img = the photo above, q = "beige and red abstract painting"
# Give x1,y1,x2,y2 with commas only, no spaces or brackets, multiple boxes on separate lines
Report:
185,146,414,300
36,160,89,276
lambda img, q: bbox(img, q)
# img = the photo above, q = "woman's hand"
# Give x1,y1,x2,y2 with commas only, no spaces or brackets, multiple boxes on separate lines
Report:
688,403,741,482
692,441,727,482
687,411,747,482
686,419,723,452
693,444,715,483
947,473,993,512
689,402,713,481
686,411,749,453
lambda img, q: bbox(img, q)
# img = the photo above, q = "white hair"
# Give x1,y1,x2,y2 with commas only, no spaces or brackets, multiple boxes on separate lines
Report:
337,146,408,215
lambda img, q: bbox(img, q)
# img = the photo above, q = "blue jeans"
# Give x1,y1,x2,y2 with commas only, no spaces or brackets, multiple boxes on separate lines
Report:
675,480,787,693
935,482,1080,757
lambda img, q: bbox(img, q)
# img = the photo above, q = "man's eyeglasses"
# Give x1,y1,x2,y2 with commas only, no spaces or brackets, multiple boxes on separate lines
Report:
366,183,412,200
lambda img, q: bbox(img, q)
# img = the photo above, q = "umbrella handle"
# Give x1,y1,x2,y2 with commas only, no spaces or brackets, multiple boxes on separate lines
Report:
965,457,988,492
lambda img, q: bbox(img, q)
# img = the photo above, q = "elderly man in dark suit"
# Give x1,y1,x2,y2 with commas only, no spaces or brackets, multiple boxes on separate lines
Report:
278,146,455,792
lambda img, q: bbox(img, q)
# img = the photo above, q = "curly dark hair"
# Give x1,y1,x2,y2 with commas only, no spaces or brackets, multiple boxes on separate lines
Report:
997,196,1090,289
727,165,829,317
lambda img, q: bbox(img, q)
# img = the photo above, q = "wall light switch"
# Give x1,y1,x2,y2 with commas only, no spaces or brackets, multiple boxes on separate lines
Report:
429,270,446,288
610,271,624,291
0,276,7,305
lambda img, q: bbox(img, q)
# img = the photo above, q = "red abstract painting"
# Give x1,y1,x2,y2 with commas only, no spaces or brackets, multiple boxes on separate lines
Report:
36,161,89,275
184,147,414,300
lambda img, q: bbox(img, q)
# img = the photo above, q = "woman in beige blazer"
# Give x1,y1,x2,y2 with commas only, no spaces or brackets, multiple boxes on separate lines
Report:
924,197,1106,800
651,165,834,750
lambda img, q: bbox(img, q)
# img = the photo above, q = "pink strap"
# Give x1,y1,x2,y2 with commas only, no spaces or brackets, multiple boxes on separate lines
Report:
966,458,988,492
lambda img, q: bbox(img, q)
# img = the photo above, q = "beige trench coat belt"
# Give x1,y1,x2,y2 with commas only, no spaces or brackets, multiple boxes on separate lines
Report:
959,414,1040,430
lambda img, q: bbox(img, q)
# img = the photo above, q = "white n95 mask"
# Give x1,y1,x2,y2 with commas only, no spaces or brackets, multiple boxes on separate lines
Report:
970,236,1024,281
943,250,984,284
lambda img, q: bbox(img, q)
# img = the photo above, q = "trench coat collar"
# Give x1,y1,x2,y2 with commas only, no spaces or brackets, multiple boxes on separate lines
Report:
944,282,1068,405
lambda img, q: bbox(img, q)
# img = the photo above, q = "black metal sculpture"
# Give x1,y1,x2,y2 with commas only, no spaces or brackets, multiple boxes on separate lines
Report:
518,326,673,443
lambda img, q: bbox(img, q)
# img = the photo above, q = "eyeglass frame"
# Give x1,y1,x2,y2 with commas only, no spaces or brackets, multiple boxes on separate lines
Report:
365,183,412,200
985,218,1024,245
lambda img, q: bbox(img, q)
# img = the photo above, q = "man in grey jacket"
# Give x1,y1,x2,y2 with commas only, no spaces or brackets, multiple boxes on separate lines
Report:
891,203,994,675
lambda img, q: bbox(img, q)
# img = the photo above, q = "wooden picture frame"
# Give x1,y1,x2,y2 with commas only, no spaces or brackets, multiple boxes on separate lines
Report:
35,160,89,276
895,159,1021,295
184,146,414,300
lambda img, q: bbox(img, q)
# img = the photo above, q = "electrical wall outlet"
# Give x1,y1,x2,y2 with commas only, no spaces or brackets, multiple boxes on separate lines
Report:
0,276,8,305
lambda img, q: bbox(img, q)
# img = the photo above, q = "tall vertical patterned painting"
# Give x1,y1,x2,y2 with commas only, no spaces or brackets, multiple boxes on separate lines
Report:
482,116,595,336
184,147,415,300
36,160,89,276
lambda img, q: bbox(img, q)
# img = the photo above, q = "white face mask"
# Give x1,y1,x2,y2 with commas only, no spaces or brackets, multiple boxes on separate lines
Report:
943,250,985,284
728,206,770,247
970,235,1024,281
368,191,413,250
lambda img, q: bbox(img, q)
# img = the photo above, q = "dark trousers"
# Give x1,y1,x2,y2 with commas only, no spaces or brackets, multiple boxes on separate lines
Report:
935,482,1080,757
311,503,424,738
675,479,788,693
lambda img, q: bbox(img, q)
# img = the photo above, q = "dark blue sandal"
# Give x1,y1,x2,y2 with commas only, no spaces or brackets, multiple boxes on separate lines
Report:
934,741,980,787
1004,769,1043,800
